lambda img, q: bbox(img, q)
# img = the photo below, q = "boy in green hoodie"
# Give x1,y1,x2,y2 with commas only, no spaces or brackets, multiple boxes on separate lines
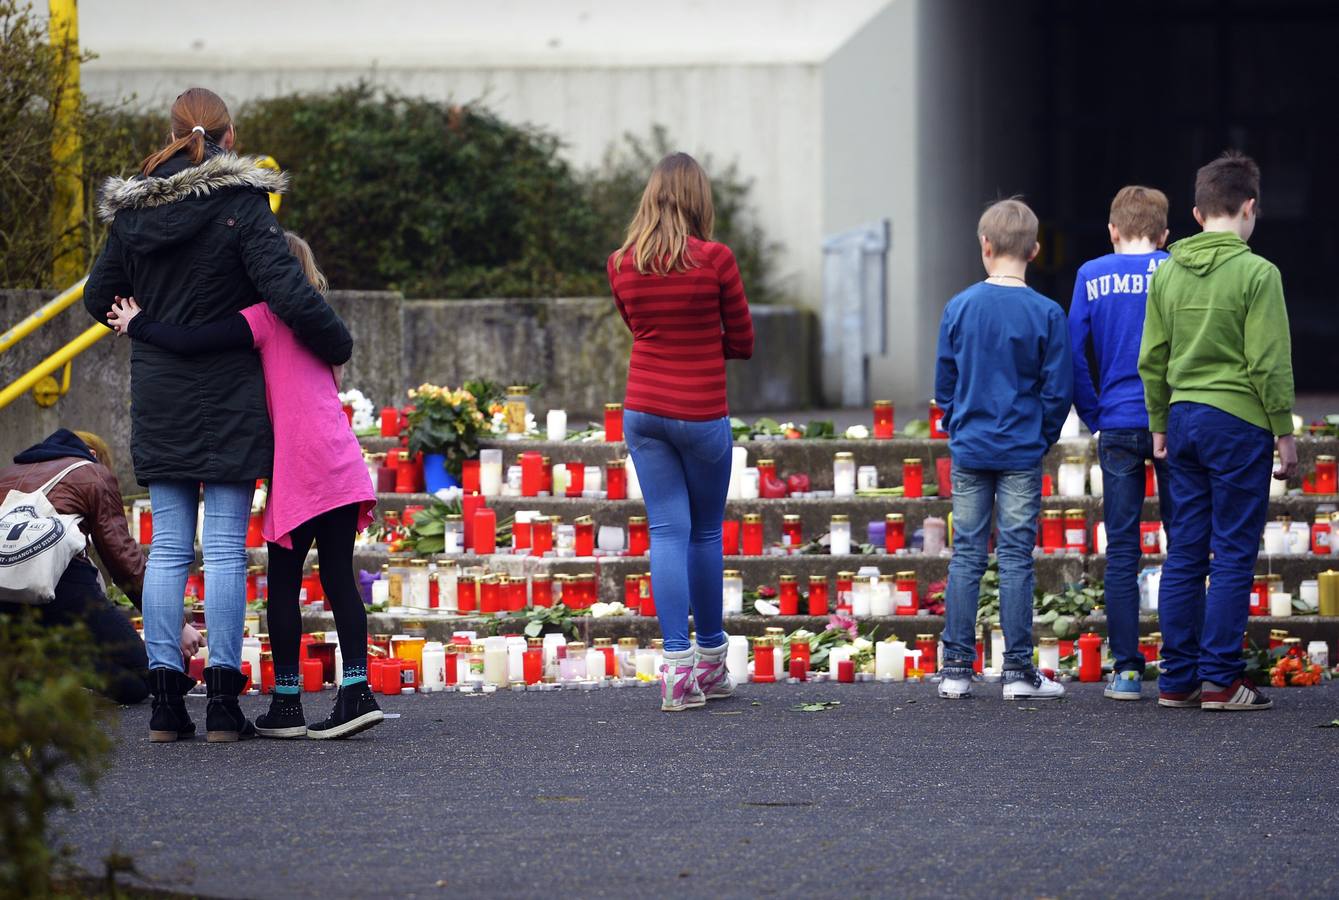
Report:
1138,151,1296,712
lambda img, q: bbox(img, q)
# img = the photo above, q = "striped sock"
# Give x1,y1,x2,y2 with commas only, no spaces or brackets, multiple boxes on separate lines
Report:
341,662,367,687
275,669,301,695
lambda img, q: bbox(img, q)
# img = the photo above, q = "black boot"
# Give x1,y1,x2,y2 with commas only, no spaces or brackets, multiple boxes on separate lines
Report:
204,666,257,743
307,682,383,740
255,692,307,739
148,668,197,742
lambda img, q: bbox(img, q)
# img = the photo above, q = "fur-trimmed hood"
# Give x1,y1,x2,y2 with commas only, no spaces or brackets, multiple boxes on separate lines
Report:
97,152,288,223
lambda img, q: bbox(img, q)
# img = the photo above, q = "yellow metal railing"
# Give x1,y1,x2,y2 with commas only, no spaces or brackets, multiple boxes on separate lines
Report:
0,279,110,411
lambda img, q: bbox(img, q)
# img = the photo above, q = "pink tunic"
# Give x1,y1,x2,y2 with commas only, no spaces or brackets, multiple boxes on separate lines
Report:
240,304,375,548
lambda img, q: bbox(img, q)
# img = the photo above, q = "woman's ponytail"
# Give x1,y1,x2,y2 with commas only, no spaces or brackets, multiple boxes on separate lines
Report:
139,88,233,176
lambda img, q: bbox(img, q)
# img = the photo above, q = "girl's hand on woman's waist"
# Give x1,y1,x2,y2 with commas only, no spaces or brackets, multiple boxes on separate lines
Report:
107,295,142,335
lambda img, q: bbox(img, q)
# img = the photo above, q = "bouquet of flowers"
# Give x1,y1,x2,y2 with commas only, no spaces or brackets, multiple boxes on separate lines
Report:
338,387,376,433
405,383,491,478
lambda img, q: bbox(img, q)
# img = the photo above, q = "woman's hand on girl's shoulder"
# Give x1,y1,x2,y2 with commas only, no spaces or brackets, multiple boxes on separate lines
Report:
106,295,142,335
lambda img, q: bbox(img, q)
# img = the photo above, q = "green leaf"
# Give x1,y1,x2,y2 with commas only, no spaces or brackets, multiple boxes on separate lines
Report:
793,701,841,712
524,620,543,637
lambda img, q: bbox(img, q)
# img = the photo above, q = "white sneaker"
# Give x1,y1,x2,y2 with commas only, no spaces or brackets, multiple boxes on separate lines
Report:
937,666,974,699
1002,666,1065,700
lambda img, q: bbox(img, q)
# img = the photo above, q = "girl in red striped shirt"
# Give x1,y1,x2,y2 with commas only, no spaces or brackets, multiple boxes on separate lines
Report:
607,153,754,712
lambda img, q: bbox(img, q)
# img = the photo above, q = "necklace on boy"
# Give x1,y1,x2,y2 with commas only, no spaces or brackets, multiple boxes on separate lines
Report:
985,274,1027,285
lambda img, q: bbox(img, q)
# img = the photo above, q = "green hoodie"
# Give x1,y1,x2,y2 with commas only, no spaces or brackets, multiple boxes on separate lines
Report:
1138,230,1294,435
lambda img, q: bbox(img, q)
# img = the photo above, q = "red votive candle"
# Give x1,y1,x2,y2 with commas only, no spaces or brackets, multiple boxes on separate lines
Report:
394,451,417,494
895,571,919,613
508,576,527,611
368,657,384,693
624,574,643,611
380,659,402,696
885,513,905,552
513,516,531,551
781,515,802,550
929,400,947,439
302,657,324,692
1041,511,1064,551
838,660,855,683
260,653,275,694
520,452,544,497
574,516,595,557
531,575,553,608
457,577,479,614
187,656,205,682
628,517,649,556
742,514,763,556
379,407,399,437
523,640,544,684
789,658,808,681
240,661,254,693
1064,509,1088,553
1144,461,1156,497
1139,521,1161,554
479,577,501,614
753,639,775,683
566,461,585,498
606,460,627,500
461,459,481,494
605,403,624,442
936,457,952,498
873,400,894,440
791,641,811,668
531,517,554,558
778,576,799,615
722,519,741,555
246,512,264,548
640,576,656,616
807,576,829,616
461,492,485,551
902,459,923,499
915,635,938,674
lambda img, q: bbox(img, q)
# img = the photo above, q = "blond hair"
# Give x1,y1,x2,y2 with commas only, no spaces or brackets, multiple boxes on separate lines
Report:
284,232,328,293
1109,186,1168,242
73,431,113,470
978,198,1039,261
613,153,715,275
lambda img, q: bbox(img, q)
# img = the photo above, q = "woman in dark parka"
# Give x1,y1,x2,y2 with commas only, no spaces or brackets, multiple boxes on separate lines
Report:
85,87,353,742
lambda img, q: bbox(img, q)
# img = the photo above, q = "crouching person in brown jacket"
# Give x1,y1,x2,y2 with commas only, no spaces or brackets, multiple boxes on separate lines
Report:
0,429,200,705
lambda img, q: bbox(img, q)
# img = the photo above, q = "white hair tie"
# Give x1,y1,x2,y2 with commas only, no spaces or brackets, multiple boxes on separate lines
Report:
191,125,206,135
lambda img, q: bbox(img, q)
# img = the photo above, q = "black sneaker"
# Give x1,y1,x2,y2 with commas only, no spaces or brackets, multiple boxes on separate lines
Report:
307,682,384,740
255,692,307,738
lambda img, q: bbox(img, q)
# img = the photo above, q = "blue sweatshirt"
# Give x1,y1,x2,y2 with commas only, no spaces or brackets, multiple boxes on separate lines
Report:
934,282,1074,470
1067,251,1168,432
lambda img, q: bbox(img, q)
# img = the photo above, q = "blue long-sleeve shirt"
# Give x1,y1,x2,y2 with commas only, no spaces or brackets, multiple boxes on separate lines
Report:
934,282,1073,470
1067,251,1168,432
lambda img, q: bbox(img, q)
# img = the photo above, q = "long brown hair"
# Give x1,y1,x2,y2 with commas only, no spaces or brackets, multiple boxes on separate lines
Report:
284,232,328,294
614,153,715,275
139,88,233,176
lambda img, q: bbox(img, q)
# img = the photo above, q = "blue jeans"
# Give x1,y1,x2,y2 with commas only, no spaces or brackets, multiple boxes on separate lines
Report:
1158,403,1273,690
143,481,252,672
943,464,1041,670
623,410,733,653
1098,429,1171,674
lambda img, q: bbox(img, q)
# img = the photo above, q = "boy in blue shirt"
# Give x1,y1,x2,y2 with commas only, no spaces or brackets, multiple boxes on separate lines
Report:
935,198,1073,701
1068,186,1171,701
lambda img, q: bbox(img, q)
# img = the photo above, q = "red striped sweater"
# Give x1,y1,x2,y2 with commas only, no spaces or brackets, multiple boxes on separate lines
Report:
607,238,755,421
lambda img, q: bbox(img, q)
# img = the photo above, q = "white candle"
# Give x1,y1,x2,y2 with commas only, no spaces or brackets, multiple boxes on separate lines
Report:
990,627,1005,673
1141,567,1161,612
1307,641,1329,668
727,446,748,499
889,640,906,681
870,580,892,617
1270,591,1293,617
726,635,750,683
551,464,570,496
506,637,526,683
1060,407,1081,439
587,648,605,681
1300,579,1319,611
635,649,657,678
479,449,504,497
1089,463,1103,498
1095,522,1108,555
851,580,872,617
875,641,895,678
421,642,445,691
546,409,567,441
923,517,947,556
1262,522,1287,555
829,645,851,677
829,517,851,556
583,465,603,495
1270,469,1286,497
597,525,625,552
740,468,759,500
1287,522,1310,555
483,636,508,685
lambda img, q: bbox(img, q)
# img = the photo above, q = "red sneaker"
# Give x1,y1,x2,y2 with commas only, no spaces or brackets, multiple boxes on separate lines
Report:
1158,686,1202,708
1200,678,1272,712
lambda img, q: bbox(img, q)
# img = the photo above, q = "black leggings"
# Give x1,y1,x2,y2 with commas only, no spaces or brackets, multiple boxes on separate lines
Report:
266,504,367,671
0,559,149,705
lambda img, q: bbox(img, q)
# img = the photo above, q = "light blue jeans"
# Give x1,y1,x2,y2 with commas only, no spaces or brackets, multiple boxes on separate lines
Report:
623,410,733,654
943,464,1042,670
143,481,252,672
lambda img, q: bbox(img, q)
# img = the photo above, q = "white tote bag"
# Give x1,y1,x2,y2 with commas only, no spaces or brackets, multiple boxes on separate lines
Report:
0,460,93,604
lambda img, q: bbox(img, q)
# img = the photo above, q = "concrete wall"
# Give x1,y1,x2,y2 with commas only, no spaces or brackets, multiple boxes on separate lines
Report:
1,290,815,488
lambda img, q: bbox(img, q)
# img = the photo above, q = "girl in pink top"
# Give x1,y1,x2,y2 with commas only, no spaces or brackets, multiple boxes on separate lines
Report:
108,233,382,740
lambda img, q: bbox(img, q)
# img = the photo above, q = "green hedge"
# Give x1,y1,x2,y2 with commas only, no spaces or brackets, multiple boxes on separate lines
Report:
2,7,779,302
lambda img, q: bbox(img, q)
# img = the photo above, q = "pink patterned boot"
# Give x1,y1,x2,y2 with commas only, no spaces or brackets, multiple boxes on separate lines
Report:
660,648,706,712
694,640,735,700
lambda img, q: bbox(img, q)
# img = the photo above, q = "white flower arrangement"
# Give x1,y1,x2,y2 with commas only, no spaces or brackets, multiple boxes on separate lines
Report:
844,424,871,440
338,387,377,433
590,601,630,618
489,410,540,437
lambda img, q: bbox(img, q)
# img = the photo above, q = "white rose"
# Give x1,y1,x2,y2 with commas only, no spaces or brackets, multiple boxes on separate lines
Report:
844,425,870,440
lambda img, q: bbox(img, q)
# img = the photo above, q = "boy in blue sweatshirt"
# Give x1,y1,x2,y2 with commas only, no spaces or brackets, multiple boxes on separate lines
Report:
934,198,1073,701
1068,186,1170,701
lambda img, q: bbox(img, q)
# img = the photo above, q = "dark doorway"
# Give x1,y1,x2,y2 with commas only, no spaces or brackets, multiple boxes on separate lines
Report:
1019,0,1338,393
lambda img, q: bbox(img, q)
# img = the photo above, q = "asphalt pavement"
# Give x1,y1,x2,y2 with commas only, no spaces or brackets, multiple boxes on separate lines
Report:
64,680,1339,899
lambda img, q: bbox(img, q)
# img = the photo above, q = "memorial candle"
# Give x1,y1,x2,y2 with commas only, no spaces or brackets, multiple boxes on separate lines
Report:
474,507,497,555
915,634,938,674
782,515,803,550
1316,455,1337,494
624,574,643,611
604,403,624,443
722,519,741,555
752,638,776,683
726,635,750,683
606,459,628,500
829,514,851,556
873,400,894,439
885,513,906,552
929,400,947,439
531,516,554,558
902,459,923,498
531,574,553,608
778,575,800,615
833,452,856,497
889,640,907,681
523,637,544,684
628,516,650,556
807,575,830,616
520,452,544,497
742,514,764,556
574,516,595,557
546,409,567,442
1064,509,1088,552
